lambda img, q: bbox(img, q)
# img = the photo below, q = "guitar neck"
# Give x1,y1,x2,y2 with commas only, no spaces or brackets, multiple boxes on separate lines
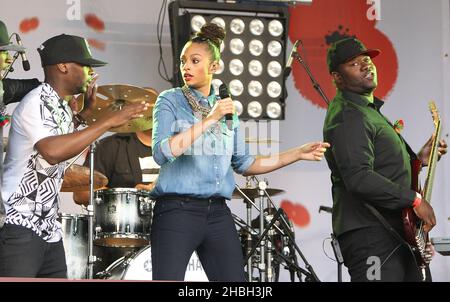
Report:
423,120,442,203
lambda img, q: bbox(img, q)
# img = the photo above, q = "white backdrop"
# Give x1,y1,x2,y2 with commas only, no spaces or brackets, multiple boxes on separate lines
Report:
1,0,449,281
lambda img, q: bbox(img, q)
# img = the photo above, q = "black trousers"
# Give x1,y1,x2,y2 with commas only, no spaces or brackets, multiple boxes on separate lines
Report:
338,226,423,282
0,224,67,278
150,197,245,281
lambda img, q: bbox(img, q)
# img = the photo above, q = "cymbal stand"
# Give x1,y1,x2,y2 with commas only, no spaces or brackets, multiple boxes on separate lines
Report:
233,184,261,282
86,142,98,278
64,145,90,171
250,176,321,282
256,178,267,282
244,177,254,282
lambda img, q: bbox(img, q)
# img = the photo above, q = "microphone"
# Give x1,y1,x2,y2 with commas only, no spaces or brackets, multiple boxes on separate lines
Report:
219,83,233,131
15,34,30,71
284,39,300,77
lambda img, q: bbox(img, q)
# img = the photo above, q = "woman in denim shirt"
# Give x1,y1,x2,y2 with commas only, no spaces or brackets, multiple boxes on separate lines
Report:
151,23,329,281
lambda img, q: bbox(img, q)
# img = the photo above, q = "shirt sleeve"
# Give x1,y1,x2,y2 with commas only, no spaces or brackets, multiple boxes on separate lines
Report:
326,109,415,209
231,122,255,174
152,94,177,165
2,78,41,105
15,96,56,147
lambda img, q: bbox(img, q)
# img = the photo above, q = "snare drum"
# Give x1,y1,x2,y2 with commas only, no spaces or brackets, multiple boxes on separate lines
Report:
59,213,88,279
102,245,208,281
94,188,154,247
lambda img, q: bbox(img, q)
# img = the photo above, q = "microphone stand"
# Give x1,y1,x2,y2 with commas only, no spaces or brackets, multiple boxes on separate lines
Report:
292,48,330,106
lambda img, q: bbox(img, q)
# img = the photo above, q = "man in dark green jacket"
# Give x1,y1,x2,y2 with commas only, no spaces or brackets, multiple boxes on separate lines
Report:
323,37,447,281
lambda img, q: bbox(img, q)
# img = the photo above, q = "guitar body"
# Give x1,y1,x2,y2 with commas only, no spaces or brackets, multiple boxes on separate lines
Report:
402,158,429,267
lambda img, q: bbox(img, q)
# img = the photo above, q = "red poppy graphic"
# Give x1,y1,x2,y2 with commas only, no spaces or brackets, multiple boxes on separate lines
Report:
85,14,105,32
281,199,310,228
87,38,106,51
288,0,398,108
19,17,39,33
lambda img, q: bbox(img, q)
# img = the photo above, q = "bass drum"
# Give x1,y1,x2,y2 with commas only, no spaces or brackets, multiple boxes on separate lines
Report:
103,245,208,281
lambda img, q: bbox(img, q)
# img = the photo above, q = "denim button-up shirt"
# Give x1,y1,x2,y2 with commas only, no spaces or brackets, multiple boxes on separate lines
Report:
151,86,255,200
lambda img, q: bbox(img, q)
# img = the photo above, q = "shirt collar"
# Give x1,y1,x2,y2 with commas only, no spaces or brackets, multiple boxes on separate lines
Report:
188,85,217,106
340,89,384,111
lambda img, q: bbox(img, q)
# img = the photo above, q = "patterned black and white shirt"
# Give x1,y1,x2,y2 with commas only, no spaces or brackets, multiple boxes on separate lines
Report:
2,83,74,242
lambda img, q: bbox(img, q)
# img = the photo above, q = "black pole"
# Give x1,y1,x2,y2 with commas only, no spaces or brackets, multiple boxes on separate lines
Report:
292,46,330,107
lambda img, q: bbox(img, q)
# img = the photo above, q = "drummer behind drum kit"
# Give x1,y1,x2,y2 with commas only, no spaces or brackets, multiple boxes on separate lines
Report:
58,84,319,282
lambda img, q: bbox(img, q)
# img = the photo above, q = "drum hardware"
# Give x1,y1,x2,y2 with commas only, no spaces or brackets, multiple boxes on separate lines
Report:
87,142,98,279
233,182,261,282
244,138,281,144
318,205,343,282
234,175,320,282
232,187,285,200
139,197,154,215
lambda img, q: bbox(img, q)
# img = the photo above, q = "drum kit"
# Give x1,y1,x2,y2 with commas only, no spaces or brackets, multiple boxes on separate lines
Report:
58,84,318,281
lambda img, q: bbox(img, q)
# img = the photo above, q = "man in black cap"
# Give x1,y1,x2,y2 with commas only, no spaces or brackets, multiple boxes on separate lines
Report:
323,37,447,281
0,20,40,228
0,33,149,278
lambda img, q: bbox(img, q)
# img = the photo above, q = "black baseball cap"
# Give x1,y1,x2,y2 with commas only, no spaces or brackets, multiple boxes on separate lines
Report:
37,34,107,67
0,20,25,52
327,37,380,73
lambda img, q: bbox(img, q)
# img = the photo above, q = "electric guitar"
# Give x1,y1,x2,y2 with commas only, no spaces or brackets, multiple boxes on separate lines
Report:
402,101,441,278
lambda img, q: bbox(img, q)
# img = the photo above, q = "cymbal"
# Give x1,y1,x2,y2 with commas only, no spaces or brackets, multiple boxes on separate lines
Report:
61,164,108,192
245,137,280,144
232,187,285,200
76,84,157,133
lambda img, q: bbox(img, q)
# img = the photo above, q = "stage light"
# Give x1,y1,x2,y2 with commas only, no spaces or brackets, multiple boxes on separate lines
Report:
191,15,206,32
229,59,244,76
249,19,265,36
248,60,263,77
216,59,225,74
169,0,289,120
230,18,245,35
267,81,282,98
267,61,282,78
234,100,243,116
268,40,282,57
248,80,263,97
248,101,263,118
229,38,245,55
229,79,244,96
267,102,282,119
